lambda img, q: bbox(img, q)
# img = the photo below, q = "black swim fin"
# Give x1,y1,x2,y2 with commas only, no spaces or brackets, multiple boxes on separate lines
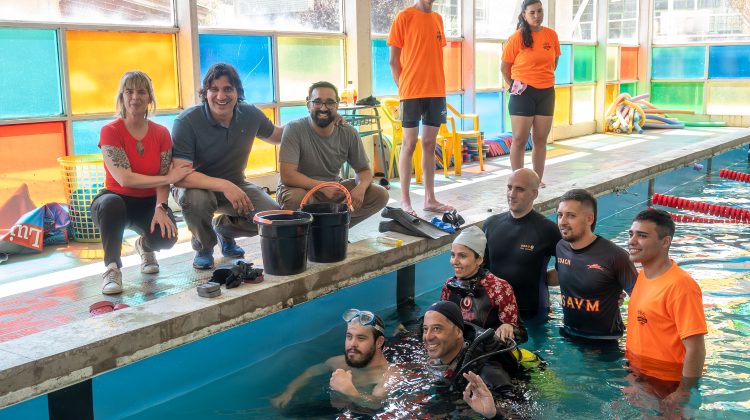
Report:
380,206,450,239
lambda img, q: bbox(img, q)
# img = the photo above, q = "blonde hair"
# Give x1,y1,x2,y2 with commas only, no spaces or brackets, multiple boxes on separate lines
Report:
115,70,157,119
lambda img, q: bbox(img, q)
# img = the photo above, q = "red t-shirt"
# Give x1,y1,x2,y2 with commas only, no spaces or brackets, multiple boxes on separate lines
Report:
98,119,172,197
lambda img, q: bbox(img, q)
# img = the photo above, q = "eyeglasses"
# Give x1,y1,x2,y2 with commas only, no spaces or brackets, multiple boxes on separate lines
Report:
309,99,339,109
342,308,385,333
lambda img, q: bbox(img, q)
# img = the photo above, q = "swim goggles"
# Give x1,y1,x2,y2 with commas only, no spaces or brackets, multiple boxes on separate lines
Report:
342,308,385,334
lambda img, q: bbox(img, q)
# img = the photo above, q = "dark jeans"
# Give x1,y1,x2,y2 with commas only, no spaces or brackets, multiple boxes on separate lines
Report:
90,190,177,267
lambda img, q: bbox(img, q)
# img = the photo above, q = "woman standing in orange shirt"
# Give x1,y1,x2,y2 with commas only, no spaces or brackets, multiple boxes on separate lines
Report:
501,0,560,187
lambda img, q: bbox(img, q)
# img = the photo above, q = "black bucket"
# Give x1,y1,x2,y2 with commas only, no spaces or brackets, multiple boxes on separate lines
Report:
302,202,350,263
253,210,313,276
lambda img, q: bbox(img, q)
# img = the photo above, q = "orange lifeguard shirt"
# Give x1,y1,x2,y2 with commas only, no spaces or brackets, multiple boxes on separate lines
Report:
502,27,561,89
625,261,708,382
387,7,447,99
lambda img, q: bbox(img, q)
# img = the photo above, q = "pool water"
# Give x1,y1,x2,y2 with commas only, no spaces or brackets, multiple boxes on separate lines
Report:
132,147,749,419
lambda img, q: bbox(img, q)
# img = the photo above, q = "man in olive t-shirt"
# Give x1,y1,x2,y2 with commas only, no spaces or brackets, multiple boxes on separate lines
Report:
277,81,389,227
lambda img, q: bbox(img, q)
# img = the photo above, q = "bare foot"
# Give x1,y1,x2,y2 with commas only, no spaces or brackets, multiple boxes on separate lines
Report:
423,201,455,213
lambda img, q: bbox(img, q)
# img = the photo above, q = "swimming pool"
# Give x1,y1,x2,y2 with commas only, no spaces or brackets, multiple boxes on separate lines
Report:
98,146,747,419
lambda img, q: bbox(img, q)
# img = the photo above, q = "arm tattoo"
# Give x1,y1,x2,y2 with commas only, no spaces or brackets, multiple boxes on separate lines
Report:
102,146,131,169
159,150,172,175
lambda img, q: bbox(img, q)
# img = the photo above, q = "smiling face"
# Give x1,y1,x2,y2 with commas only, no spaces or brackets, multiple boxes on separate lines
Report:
557,199,595,245
344,323,379,368
422,311,463,362
122,81,151,118
307,87,338,128
450,243,483,279
206,75,237,125
523,1,544,30
628,220,671,265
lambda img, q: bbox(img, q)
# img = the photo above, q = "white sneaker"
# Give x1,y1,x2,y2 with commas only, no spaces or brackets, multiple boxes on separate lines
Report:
102,263,123,295
135,237,159,274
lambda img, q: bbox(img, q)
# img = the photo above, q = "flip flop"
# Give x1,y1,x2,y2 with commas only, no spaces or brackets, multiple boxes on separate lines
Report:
423,204,455,213
89,301,114,316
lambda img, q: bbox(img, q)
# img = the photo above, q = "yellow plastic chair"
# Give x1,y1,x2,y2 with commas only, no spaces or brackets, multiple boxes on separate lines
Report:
380,98,451,184
445,103,484,175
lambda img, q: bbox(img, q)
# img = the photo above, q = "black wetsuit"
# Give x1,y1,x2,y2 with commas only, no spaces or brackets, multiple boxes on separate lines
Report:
484,210,561,319
555,236,637,340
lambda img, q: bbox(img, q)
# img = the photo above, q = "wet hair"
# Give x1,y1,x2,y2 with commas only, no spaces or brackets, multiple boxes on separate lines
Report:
115,71,156,119
560,189,598,231
516,0,542,48
633,208,675,239
307,81,339,102
372,315,385,342
199,63,245,103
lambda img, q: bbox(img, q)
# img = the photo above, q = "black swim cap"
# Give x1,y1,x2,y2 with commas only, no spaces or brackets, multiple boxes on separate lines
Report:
427,301,464,330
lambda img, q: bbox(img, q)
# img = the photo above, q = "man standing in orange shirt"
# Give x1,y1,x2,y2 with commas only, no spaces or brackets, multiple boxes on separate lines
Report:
626,209,707,416
387,0,453,216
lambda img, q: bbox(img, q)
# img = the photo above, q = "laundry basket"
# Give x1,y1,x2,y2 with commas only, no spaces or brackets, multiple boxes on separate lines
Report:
57,154,105,242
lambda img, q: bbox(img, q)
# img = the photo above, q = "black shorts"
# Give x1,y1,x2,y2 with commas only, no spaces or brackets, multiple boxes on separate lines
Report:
508,84,555,117
400,97,447,128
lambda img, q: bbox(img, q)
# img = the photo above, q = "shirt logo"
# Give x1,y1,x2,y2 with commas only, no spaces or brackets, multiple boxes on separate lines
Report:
558,257,571,266
587,264,605,271
637,310,648,325
437,31,442,43
561,294,601,312
543,42,552,50
520,244,535,251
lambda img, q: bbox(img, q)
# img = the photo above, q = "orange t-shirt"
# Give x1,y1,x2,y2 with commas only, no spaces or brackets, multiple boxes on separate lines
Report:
502,27,561,89
625,261,708,381
386,7,447,99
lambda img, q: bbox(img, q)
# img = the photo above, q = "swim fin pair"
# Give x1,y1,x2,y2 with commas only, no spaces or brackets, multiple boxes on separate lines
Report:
378,206,451,239
209,261,264,289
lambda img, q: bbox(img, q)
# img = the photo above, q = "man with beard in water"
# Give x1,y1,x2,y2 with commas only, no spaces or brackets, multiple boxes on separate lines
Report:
271,309,395,411
277,81,389,226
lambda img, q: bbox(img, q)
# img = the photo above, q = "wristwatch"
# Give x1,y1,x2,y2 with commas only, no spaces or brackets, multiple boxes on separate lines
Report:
157,202,169,212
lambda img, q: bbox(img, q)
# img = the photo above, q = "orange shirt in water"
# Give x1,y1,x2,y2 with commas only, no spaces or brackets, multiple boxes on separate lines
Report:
387,7,447,99
502,27,561,89
625,261,707,382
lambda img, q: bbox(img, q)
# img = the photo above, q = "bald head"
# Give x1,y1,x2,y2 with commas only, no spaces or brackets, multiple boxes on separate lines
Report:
506,169,540,217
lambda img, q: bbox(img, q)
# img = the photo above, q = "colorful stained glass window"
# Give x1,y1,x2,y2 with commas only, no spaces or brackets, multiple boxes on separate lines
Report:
277,37,344,102
620,82,637,96
555,44,573,85
606,46,619,82
246,108,278,175
199,35,274,104
650,82,704,114
553,87,571,126
280,106,309,125
66,31,178,115
475,42,502,90
651,47,706,80
0,28,63,119
573,45,596,83
571,85,595,123
444,41,462,92
706,81,750,115
620,47,639,81
372,39,398,96
0,122,67,206
476,92,502,136
708,45,750,79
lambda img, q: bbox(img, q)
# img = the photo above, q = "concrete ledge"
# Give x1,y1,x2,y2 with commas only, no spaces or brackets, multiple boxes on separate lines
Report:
1,127,748,408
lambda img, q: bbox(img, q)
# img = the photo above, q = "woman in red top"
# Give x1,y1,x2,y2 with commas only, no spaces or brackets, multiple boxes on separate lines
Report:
440,226,526,343
501,0,561,187
90,71,192,295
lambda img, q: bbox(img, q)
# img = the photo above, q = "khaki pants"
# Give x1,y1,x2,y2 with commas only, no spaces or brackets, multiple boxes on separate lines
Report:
277,179,389,228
